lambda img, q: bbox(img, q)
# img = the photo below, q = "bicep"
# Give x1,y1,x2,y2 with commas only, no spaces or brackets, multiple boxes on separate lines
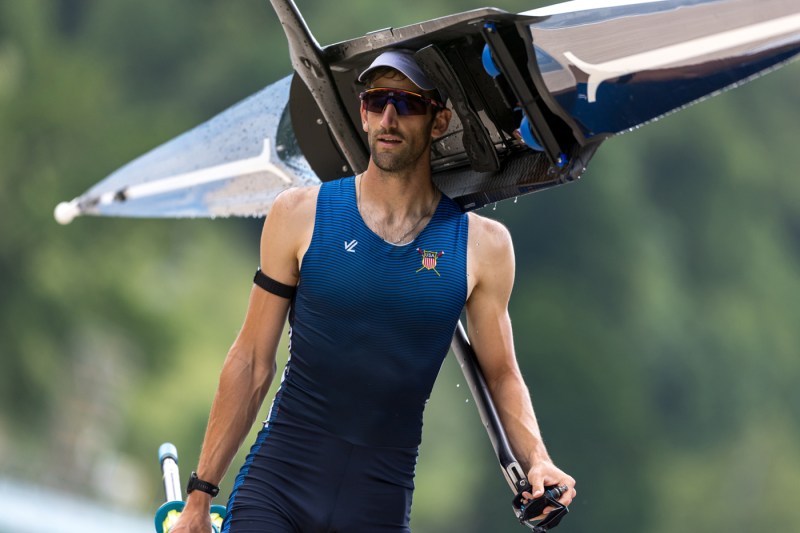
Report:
465,219,518,384
258,189,306,287
232,189,310,369
235,285,291,367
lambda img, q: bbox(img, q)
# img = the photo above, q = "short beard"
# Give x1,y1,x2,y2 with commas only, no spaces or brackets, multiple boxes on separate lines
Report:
371,148,419,173
368,122,433,173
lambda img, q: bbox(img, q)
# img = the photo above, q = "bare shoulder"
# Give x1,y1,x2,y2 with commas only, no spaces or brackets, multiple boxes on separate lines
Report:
260,185,320,283
270,185,319,221
467,211,514,258
263,186,319,234
466,212,515,299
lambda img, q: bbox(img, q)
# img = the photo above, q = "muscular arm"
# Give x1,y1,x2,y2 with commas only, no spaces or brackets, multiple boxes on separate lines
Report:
179,188,316,521
465,214,575,505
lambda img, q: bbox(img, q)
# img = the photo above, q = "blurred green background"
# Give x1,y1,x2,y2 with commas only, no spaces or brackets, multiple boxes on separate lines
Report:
1,1,799,532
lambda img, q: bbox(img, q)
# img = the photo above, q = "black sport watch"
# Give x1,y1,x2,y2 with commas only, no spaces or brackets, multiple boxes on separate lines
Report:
186,471,220,498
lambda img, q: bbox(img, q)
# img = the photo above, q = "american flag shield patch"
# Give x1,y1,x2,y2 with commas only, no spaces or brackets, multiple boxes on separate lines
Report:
416,248,444,276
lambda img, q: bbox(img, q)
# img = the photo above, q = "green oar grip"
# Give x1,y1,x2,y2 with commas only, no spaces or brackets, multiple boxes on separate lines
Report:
154,501,227,533
154,500,184,533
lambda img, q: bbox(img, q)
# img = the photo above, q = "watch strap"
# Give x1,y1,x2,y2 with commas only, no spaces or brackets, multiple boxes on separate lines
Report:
187,471,220,497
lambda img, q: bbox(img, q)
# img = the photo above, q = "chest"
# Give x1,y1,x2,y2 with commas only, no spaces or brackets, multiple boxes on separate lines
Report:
299,213,466,321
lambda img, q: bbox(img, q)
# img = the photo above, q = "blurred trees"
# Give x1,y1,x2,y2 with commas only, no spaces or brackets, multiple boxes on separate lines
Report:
1,1,798,532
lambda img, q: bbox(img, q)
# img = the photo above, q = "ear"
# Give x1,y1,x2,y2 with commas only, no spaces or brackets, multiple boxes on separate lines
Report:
430,108,452,140
360,101,369,132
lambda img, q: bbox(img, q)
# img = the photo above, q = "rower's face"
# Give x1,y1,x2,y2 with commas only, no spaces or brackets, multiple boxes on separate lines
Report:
360,72,449,173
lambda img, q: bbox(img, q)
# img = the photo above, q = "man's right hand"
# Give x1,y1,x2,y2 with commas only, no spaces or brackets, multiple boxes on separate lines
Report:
167,510,212,533
167,494,215,533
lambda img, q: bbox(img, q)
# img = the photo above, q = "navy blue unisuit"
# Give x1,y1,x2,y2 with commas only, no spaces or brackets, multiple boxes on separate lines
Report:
222,176,468,532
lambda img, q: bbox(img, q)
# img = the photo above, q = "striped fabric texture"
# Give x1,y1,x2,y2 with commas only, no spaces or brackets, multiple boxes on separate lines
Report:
279,176,469,448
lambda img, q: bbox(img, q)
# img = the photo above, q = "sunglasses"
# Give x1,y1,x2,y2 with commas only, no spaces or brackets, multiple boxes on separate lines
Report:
359,88,445,116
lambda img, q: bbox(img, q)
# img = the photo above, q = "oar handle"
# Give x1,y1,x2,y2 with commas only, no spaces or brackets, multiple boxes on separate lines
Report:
452,323,570,531
159,442,182,503
155,443,227,533
451,321,529,494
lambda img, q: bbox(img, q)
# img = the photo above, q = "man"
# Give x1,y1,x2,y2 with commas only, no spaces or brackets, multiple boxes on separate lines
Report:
172,49,575,533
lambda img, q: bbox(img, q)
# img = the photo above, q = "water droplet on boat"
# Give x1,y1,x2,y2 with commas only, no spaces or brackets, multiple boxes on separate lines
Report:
465,399,470,403
514,197,518,204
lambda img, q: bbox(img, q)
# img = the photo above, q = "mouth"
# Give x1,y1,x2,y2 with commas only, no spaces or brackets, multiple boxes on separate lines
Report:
376,134,403,147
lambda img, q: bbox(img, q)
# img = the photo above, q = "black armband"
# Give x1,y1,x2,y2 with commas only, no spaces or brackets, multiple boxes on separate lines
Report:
253,268,296,299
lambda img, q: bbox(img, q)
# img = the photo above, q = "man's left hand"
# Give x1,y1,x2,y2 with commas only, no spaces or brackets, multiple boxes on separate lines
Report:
520,461,576,520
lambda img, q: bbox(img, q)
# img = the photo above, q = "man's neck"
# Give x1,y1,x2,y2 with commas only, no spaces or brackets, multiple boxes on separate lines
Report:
356,165,440,245
360,164,438,220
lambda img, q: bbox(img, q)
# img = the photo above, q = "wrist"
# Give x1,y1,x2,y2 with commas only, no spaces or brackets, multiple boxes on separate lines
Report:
186,471,220,498
526,443,551,468
184,490,213,509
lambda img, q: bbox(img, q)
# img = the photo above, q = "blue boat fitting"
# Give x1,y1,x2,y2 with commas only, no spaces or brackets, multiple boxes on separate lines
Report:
518,115,544,151
481,44,501,78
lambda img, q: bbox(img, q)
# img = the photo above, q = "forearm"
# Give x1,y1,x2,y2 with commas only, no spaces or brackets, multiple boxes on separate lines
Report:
466,216,575,501
489,371,551,472
187,350,276,505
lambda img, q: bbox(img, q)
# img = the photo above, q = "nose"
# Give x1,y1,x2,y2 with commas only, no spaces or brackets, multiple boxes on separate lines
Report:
379,100,398,129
